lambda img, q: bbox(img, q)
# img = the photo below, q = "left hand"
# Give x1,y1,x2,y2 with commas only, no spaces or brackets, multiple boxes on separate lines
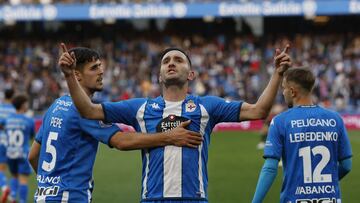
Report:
273,44,292,76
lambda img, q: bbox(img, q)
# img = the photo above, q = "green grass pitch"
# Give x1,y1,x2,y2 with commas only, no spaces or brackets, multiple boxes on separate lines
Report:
26,131,360,202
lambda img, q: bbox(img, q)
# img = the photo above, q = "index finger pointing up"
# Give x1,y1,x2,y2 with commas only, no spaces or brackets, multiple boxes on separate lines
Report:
60,43,68,53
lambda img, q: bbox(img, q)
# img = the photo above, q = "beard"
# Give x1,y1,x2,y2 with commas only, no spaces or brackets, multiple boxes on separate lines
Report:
89,86,103,93
162,77,187,89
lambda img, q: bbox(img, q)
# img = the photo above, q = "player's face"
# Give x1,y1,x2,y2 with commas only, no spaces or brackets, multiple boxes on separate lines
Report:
78,59,104,92
282,78,293,108
159,50,194,87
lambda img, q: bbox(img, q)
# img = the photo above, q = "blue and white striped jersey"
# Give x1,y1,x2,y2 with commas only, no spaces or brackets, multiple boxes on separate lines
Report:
102,95,242,202
35,95,120,202
264,105,352,203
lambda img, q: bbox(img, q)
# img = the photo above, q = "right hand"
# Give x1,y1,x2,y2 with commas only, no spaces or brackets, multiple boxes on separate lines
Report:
167,120,203,148
273,44,292,76
58,43,76,77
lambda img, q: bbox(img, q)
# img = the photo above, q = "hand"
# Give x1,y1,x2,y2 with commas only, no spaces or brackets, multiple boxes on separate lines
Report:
273,44,292,76
167,120,203,148
58,43,76,77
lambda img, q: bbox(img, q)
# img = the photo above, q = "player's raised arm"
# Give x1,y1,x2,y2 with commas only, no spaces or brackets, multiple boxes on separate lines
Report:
239,44,292,121
110,120,203,150
58,43,104,120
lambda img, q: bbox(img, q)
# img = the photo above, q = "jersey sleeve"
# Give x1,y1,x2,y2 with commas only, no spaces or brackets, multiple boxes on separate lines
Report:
201,96,242,124
79,118,121,147
337,116,352,160
101,98,147,125
263,116,283,160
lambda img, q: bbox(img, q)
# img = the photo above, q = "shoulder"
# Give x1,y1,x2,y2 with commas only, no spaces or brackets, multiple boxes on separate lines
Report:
270,109,292,124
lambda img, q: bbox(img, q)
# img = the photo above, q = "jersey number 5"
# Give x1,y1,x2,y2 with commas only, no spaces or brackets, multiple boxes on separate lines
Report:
41,132,58,172
299,145,332,183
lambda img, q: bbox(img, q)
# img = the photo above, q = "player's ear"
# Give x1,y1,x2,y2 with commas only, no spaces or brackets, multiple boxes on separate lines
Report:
290,87,295,97
74,70,82,81
159,75,163,83
188,70,195,81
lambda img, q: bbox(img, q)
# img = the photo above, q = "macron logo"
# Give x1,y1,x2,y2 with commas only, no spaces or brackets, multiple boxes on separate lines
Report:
150,103,160,109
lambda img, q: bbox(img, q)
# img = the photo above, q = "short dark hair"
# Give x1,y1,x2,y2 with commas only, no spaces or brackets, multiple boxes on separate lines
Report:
4,88,14,100
284,67,315,93
160,48,192,67
68,47,100,71
12,94,28,110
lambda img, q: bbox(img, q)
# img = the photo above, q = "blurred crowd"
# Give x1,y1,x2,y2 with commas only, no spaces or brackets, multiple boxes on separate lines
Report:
0,33,359,115
0,0,285,5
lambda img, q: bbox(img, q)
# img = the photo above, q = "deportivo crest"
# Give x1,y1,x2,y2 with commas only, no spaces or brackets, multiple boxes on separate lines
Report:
185,100,196,112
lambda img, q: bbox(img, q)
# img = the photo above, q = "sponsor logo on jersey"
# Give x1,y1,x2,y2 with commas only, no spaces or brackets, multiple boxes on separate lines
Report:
156,115,188,132
295,185,336,195
185,100,196,112
35,186,60,197
37,175,61,184
296,198,337,203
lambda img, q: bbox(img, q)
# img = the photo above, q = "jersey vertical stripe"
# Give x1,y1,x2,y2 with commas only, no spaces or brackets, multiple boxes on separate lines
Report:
198,104,209,198
163,101,183,197
61,191,69,203
137,102,149,199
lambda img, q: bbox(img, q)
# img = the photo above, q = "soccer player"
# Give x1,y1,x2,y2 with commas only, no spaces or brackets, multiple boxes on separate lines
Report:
252,68,352,203
0,88,16,200
61,44,291,202
28,46,202,202
4,94,34,203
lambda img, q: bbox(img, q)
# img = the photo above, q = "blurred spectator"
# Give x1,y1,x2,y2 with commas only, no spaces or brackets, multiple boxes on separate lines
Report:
0,26,359,115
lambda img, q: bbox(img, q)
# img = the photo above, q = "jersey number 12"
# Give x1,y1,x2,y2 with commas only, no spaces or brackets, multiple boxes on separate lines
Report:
299,145,332,183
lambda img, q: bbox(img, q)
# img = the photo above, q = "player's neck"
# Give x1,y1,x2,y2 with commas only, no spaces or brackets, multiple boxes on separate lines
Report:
162,86,187,102
293,96,313,107
82,86,94,98
4,99,11,104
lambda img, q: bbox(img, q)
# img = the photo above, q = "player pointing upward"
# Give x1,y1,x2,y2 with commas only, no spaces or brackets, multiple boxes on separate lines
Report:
61,44,291,202
28,45,202,202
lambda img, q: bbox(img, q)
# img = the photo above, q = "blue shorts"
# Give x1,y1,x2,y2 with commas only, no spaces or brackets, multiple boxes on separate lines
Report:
0,145,7,163
7,158,31,175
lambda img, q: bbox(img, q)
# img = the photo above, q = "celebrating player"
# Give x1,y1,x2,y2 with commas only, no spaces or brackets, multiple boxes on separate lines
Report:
252,67,352,203
28,46,202,202
61,44,291,202
3,94,34,203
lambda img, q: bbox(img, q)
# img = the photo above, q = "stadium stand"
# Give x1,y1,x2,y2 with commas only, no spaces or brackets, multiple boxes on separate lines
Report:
0,19,359,115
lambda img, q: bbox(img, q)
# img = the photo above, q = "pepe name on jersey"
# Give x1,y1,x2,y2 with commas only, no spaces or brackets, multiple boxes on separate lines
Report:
288,118,338,143
156,115,188,132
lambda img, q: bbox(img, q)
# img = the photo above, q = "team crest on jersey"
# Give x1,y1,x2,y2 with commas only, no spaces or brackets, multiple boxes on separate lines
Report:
156,115,188,132
185,100,196,112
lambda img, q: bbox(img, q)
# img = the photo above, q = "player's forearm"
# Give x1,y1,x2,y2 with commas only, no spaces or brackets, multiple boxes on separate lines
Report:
111,132,171,151
65,72,104,120
338,157,352,180
253,73,282,119
252,158,278,203
28,141,40,174
29,159,38,174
